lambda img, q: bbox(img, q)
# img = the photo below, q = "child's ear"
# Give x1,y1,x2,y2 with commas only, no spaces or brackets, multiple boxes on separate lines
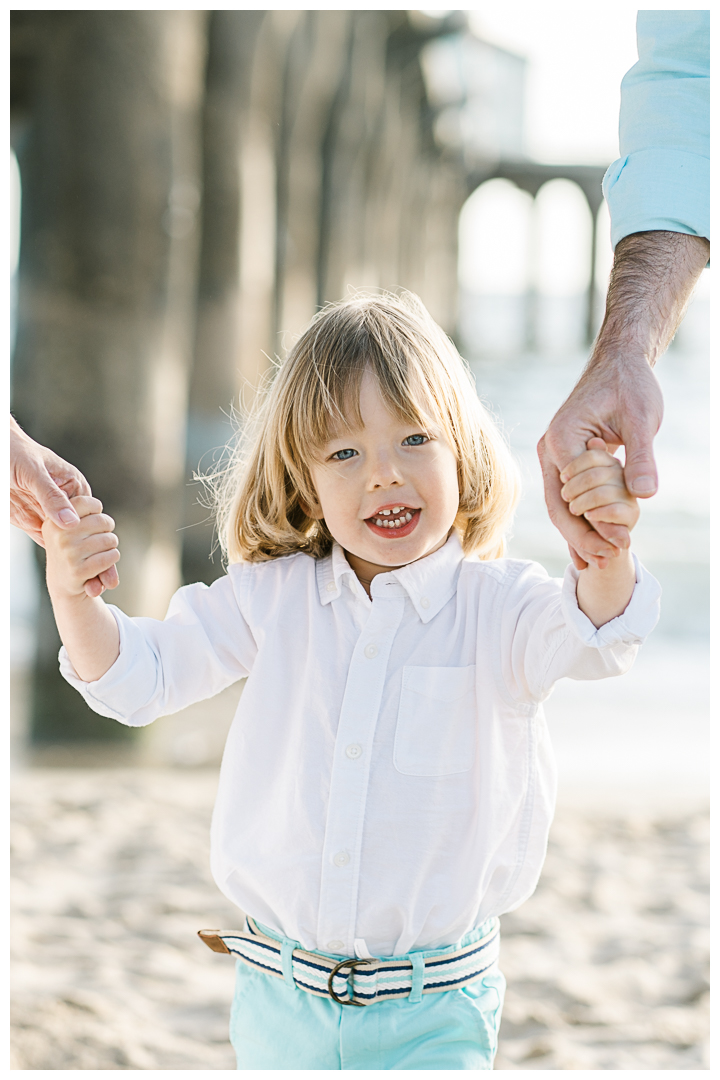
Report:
300,497,321,519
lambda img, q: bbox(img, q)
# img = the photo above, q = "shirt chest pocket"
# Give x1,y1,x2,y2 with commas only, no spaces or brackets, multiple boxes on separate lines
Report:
393,666,477,776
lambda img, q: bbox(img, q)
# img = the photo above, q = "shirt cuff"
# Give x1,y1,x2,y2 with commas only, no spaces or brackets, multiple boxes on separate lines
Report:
58,605,160,726
561,554,661,649
603,149,709,250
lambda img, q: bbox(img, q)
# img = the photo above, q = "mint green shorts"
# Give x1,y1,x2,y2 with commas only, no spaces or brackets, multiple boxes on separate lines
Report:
229,921,505,1070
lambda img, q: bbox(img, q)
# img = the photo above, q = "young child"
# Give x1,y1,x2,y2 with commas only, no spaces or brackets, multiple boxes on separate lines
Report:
41,293,660,1070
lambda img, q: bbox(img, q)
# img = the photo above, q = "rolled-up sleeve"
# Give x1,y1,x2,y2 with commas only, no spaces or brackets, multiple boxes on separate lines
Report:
59,566,257,726
499,555,661,703
602,10,709,249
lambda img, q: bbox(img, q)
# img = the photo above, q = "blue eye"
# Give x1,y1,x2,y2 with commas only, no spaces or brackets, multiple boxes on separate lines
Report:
402,434,428,446
332,448,357,461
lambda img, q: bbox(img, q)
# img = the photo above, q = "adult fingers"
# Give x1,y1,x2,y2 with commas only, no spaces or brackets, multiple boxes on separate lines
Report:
42,445,92,500
567,543,589,571
29,470,83,527
10,496,46,545
623,430,659,498
540,410,592,472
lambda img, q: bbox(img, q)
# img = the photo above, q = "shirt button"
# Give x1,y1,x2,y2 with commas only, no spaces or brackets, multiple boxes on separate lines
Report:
326,582,336,593
327,940,344,952
420,597,430,609
364,644,378,659
333,851,350,868
345,743,362,760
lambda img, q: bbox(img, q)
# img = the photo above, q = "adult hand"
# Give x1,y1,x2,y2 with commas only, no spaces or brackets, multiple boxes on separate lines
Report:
10,415,119,596
539,356,663,569
538,231,708,570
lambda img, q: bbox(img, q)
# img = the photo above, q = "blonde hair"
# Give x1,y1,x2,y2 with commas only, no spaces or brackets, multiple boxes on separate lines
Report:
212,292,519,563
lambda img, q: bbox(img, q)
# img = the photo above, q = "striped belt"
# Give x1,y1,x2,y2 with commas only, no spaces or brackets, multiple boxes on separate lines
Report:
199,916,500,1006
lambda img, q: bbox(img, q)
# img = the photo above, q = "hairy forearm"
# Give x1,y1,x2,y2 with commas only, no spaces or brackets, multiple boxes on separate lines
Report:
590,231,709,368
576,547,636,628
540,231,707,565
48,590,120,683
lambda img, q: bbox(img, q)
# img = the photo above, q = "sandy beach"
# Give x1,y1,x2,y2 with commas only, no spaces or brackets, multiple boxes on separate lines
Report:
10,766,708,1071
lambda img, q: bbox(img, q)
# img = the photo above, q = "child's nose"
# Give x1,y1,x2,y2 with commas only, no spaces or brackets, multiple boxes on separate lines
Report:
368,453,403,489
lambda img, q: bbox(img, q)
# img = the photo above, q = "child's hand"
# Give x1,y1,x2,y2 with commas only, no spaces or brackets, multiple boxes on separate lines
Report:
563,438,639,627
42,495,120,601
560,437,639,541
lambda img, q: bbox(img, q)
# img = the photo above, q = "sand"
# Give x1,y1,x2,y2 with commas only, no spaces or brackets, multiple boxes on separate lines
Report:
494,797,709,1070
10,767,709,1070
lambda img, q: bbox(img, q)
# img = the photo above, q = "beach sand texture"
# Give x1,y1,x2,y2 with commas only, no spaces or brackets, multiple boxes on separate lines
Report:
10,767,708,1070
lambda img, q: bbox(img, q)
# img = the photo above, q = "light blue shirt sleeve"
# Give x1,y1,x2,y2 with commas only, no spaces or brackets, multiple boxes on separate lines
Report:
602,10,709,250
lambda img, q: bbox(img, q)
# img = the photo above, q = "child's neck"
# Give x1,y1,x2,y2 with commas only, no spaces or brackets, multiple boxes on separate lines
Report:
344,532,451,598
344,552,397,597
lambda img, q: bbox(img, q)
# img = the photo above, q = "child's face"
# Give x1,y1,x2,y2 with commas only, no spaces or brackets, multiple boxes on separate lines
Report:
309,369,460,573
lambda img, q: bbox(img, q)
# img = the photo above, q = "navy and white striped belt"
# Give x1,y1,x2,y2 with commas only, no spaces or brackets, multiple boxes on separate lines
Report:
199,916,500,1006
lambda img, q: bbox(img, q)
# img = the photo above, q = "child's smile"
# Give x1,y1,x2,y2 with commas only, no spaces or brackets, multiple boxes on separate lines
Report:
365,503,420,537
309,369,460,586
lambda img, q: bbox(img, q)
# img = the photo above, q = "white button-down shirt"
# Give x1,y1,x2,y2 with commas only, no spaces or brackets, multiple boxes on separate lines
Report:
61,534,660,957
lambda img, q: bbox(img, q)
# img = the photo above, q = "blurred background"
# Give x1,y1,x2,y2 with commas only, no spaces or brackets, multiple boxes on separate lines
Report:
10,6,709,1070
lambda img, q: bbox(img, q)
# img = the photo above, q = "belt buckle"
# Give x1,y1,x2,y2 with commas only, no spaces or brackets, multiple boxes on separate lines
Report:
327,957,372,1006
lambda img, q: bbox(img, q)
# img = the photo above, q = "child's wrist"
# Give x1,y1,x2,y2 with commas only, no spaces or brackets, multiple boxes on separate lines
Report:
576,545,636,627
582,544,634,575
47,572,100,607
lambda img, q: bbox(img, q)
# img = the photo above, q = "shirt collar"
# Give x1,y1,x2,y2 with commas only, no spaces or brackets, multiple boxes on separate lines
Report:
316,545,366,604
316,531,464,622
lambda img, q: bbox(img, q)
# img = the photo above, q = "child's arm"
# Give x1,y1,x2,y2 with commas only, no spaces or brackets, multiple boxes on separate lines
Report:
41,495,121,682
560,438,639,628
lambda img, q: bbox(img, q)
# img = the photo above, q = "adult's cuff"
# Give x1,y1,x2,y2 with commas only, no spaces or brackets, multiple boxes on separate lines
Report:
603,149,709,251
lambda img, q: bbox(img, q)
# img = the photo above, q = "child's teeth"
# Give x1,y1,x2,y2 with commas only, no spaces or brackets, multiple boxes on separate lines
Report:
371,508,415,529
